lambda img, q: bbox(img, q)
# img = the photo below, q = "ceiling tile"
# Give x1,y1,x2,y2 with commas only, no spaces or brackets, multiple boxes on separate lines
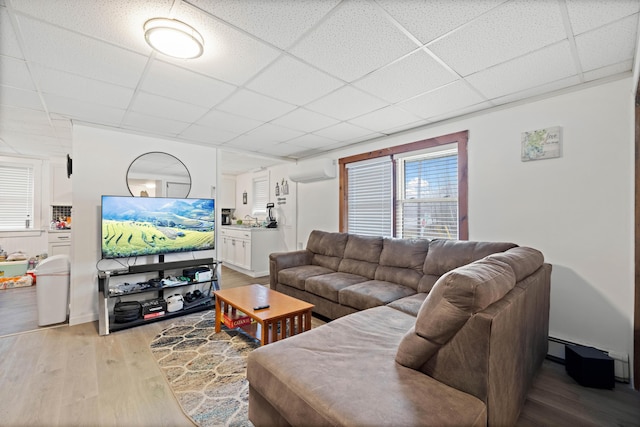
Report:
466,41,577,100
305,85,387,121
171,5,281,85
398,81,485,119
575,14,638,72
16,15,148,87
0,7,23,59
257,142,307,157
32,64,134,108
141,60,237,108
349,105,422,133
130,92,208,123
290,0,417,82
271,108,339,133
244,123,304,143
194,109,262,135
224,134,281,151
0,55,35,90
0,85,42,110
428,100,493,123
0,105,50,126
11,0,173,54
486,75,580,107
583,59,633,82
313,121,378,141
178,124,237,144
247,55,344,105
286,133,339,149
187,0,340,49
216,89,296,122
377,0,507,44
566,0,640,35
429,0,566,76
44,93,126,125
122,111,190,135
353,50,457,103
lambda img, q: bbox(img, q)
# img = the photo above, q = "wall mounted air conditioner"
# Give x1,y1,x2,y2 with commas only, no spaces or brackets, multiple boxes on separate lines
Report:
289,158,336,183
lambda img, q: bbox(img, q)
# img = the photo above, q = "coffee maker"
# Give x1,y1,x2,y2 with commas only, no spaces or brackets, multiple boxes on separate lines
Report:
266,203,277,228
221,208,232,225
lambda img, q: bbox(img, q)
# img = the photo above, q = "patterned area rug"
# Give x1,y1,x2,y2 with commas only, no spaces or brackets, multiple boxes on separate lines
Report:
150,310,259,427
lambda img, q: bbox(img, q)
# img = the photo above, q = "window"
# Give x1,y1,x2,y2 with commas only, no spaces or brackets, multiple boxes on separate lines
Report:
339,131,468,240
0,157,41,231
396,146,458,239
346,157,393,236
252,174,269,216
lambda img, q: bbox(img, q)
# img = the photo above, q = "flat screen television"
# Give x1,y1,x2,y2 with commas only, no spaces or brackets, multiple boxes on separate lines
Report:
101,195,215,259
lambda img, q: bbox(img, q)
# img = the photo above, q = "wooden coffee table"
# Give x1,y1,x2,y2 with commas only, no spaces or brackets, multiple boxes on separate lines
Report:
214,284,314,345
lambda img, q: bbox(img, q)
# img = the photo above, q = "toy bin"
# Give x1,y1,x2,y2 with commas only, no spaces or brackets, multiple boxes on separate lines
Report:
0,260,28,278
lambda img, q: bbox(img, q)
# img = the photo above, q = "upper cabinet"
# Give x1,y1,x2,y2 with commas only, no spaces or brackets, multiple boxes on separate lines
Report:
51,163,72,205
220,175,236,209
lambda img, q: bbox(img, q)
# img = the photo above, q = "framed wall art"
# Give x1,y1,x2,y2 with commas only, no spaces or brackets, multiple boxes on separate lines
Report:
521,126,562,162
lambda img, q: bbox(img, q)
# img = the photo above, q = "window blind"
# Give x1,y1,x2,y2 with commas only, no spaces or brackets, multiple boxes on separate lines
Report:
346,157,393,237
0,164,34,230
252,176,268,215
397,149,458,240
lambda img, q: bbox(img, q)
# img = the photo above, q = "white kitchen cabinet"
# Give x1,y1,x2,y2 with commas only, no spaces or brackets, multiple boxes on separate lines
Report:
219,227,282,277
51,163,72,205
48,231,71,258
220,175,236,209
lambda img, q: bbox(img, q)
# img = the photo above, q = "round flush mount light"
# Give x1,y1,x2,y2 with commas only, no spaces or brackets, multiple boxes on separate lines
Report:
144,18,204,59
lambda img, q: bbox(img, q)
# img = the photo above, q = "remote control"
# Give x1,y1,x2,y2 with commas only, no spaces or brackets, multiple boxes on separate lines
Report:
253,304,270,310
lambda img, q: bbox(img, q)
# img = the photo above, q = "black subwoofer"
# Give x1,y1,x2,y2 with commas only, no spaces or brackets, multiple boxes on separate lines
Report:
565,344,614,389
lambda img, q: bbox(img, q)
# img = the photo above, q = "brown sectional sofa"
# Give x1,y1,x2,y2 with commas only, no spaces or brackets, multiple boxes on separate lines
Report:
248,230,551,426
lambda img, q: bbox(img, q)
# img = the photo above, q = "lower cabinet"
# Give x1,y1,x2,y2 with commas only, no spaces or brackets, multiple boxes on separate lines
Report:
220,227,282,277
97,258,219,335
48,231,71,257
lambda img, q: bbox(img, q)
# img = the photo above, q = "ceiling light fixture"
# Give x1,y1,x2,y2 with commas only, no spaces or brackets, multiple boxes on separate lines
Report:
144,18,204,59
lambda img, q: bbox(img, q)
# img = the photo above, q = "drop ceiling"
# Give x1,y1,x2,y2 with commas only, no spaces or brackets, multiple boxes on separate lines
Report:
1,0,639,175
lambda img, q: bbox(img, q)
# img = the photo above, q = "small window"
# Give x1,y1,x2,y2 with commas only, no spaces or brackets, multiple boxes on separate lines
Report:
252,174,269,216
0,158,40,230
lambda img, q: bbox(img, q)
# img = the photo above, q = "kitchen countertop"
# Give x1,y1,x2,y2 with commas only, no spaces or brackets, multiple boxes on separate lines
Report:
221,225,277,231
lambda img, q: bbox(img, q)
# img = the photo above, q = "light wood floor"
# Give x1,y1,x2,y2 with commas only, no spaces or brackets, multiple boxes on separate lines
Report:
0,266,638,426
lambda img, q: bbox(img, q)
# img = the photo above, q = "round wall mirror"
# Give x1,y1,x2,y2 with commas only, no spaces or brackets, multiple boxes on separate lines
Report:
126,152,191,198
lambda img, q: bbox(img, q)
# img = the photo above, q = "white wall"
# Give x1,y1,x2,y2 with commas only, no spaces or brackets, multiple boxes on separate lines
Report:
296,77,635,366
70,125,218,325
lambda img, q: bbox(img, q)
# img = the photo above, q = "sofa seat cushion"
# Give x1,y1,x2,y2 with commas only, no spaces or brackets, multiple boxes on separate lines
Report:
387,293,429,317
278,265,335,291
339,280,416,311
247,307,487,427
306,272,369,302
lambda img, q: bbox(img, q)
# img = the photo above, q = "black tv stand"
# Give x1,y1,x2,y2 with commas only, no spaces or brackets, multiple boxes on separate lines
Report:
97,257,219,335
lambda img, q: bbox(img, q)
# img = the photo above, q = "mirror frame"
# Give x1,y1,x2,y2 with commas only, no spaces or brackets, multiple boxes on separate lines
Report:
126,152,192,198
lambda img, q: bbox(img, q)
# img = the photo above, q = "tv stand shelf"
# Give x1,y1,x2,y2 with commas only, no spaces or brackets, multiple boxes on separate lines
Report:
97,258,219,335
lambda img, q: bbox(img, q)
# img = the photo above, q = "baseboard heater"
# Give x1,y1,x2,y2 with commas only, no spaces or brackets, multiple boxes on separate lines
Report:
547,336,630,383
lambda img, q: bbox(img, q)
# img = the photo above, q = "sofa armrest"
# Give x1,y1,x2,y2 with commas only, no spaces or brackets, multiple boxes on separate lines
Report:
269,250,312,289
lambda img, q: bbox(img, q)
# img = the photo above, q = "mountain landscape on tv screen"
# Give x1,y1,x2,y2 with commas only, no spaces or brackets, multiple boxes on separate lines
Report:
101,197,215,258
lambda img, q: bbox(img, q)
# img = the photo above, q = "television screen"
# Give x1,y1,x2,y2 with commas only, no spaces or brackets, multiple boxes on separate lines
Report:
101,195,215,259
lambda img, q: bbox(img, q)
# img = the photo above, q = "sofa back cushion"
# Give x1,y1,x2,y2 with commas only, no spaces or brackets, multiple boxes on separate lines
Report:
418,240,517,293
374,238,429,290
395,258,516,370
306,230,349,271
338,234,383,279
485,246,544,282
